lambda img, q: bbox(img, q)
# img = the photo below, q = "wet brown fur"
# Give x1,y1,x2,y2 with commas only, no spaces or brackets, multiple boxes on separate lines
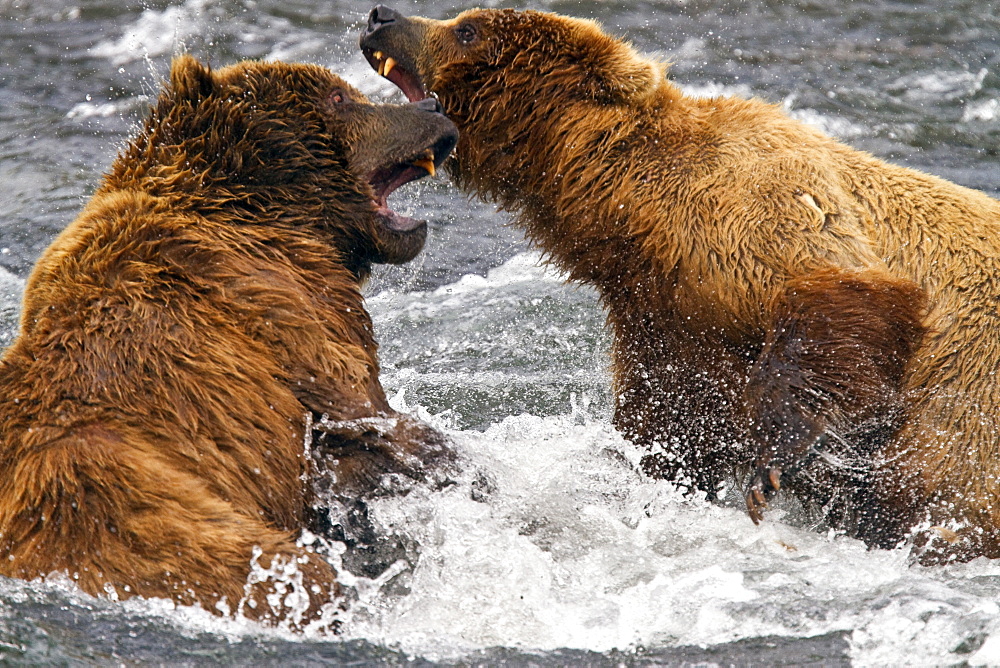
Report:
0,55,451,623
364,8,1000,561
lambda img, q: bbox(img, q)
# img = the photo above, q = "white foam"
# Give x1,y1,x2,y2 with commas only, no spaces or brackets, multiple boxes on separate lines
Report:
353,255,1000,662
90,3,202,65
432,252,565,295
963,99,1000,123
368,251,570,316
972,632,1000,665
788,107,867,139
66,96,148,120
330,410,1000,664
677,84,867,140
889,68,988,102
681,81,755,100
670,38,708,62
266,36,336,64
0,267,23,324
0,266,22,286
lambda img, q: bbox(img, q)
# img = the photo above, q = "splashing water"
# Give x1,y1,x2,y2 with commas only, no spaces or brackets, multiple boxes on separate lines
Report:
2,0,1000,664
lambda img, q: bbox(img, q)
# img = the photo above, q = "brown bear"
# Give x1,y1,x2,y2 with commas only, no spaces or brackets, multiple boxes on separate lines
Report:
359,6,1000,562
0,54,457,626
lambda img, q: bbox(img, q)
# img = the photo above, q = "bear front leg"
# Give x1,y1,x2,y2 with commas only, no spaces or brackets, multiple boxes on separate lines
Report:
292,374,454,498
743,267,926,523
311,410,453,497
611,311,752,498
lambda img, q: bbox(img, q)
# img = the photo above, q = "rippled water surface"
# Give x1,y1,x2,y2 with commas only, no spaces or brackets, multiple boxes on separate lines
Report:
1,0,999,665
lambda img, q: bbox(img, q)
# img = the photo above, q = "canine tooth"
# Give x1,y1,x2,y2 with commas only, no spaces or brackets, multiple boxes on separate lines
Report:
383,57,396,77
413,157,435,176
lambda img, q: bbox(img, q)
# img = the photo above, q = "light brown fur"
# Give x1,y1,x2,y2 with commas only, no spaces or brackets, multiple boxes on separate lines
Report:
0,55,455,623
361,7,1000,561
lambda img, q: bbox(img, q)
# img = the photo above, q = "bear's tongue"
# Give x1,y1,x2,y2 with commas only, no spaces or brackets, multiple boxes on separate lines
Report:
372,51,426,102
369,155,435,232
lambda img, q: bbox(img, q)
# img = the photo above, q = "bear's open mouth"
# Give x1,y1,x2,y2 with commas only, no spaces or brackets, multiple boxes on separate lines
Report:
368,149,436,232
364,49,427,102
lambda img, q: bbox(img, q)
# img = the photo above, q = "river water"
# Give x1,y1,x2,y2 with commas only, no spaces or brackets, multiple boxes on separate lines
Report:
1,0,999,665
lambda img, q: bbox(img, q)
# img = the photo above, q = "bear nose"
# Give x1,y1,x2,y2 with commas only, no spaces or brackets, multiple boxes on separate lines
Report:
414,97,443,114
365,5,401,35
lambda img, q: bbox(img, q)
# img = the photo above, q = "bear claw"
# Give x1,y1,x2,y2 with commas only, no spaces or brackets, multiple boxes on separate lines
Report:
745,466,782,525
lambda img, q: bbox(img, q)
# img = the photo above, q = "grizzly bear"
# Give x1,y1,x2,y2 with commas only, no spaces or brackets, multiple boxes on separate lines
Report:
360,6,1000,562
0,54,457,625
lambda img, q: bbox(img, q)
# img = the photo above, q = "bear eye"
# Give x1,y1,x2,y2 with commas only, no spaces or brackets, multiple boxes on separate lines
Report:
330,89,349,105
454,23,478,45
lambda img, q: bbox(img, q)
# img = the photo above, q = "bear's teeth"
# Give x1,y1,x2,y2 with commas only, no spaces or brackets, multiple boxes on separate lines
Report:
412,157,435,177
382,57,397,77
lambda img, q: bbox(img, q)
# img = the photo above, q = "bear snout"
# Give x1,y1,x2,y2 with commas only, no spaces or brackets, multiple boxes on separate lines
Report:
359,7,428,103
414,97,443,115
365,5,401,36
418,105,459,170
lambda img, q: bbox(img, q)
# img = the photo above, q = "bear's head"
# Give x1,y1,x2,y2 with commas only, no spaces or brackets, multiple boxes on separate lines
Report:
358,6,664,191
107,55,458,279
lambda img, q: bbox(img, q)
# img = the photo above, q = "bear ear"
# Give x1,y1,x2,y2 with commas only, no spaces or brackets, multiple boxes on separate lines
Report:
169,54,215,103
580,29,663,104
